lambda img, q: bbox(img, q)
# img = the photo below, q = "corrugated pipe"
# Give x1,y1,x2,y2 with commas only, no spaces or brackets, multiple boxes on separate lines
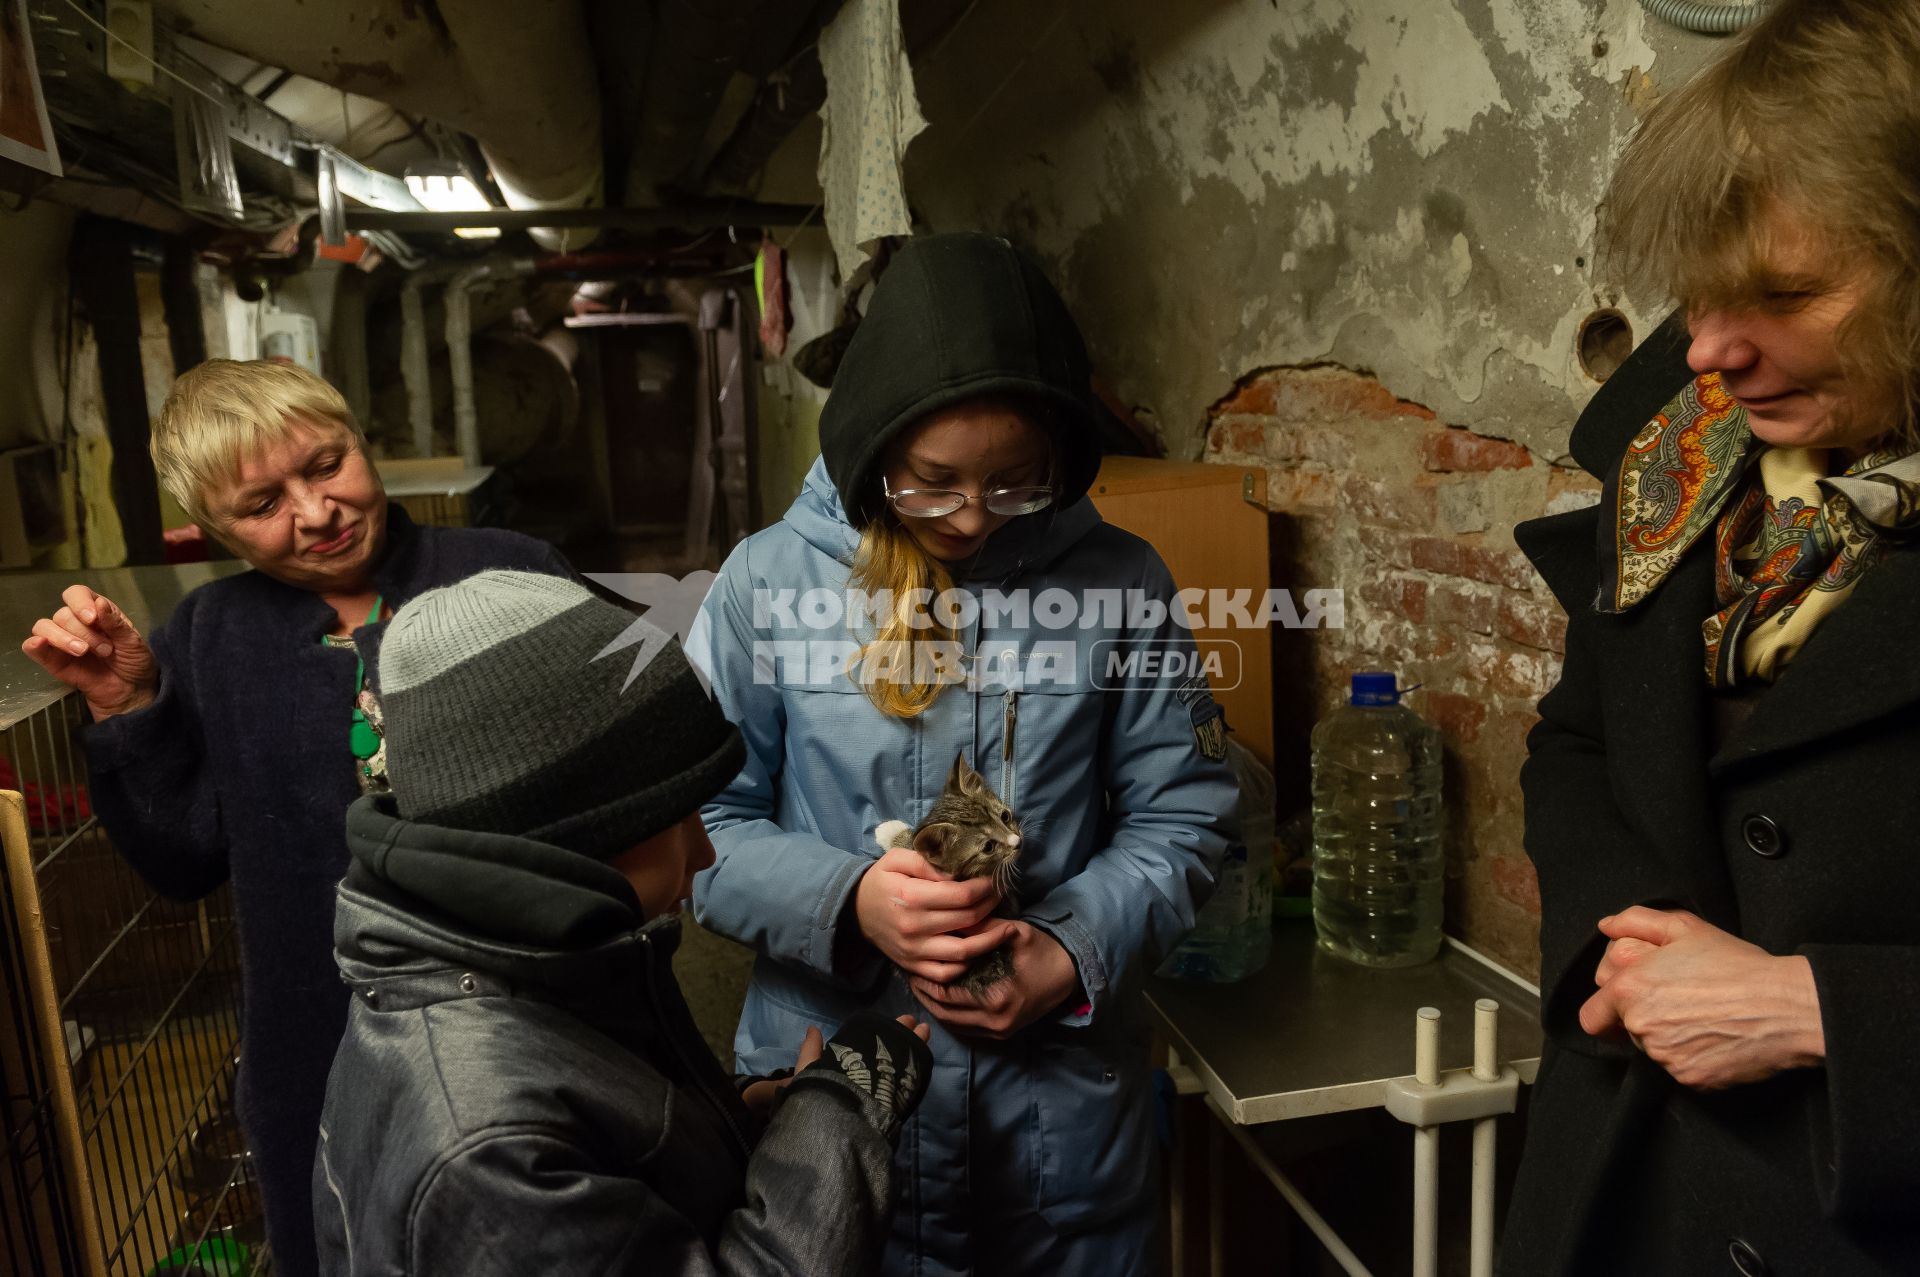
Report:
444,259,536,467
1637,0,1767,34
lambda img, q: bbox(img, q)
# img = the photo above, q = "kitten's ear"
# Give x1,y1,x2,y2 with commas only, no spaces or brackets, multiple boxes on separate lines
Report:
947,752,972,791
913,822,957,860
955,753,991,798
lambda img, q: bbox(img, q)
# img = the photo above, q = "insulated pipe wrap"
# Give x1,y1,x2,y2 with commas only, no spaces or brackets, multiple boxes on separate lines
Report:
1638,0,1767,34
443,261,534,468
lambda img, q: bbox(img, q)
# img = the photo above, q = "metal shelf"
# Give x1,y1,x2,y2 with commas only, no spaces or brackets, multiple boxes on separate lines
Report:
1148,918,1541,1126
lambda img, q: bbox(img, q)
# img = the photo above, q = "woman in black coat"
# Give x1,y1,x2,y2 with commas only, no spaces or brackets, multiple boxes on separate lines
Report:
1504,2,1920,1273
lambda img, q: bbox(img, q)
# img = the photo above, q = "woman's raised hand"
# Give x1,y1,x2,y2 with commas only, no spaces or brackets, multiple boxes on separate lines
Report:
21,585,158,721
854,845,1012,983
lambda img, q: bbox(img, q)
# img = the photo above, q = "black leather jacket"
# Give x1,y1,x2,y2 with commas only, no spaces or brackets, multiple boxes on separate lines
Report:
312,798,897,1276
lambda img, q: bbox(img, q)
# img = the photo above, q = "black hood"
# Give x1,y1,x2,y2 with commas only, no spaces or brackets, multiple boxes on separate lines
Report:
344,793,647,955
334,795,691,1054
818,232,1105,529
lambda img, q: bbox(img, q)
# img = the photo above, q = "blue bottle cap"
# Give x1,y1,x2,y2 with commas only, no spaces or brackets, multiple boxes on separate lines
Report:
1350,672,1400,706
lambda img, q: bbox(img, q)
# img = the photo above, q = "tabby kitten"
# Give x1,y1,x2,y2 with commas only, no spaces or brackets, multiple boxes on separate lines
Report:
875,752,1024,995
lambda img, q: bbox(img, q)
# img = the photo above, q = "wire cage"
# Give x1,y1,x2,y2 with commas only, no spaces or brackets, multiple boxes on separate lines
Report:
2,687,268,1277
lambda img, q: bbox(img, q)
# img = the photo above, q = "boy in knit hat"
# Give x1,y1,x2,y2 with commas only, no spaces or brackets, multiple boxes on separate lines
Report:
311,570,933,1277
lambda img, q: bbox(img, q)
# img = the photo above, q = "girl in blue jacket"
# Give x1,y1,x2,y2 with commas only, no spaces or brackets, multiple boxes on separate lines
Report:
691,233,1237,1276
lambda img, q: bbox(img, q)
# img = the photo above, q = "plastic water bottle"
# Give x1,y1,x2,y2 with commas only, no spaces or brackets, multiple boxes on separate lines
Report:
1161,740,1274,982
1310,672,1444,967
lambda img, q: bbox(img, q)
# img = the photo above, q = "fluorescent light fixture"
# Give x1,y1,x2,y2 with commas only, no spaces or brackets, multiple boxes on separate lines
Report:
402,171,501,239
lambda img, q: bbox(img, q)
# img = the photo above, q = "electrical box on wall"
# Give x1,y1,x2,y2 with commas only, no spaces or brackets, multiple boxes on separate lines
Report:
260,306,321,373
103,0,156,90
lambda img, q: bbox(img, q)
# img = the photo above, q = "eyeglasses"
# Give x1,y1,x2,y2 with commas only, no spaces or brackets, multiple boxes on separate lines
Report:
883,477,1055,518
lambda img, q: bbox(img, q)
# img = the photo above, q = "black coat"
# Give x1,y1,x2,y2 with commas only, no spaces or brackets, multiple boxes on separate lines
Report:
1502,320,1920,1276
315,797,898,1277
82,506,571,1277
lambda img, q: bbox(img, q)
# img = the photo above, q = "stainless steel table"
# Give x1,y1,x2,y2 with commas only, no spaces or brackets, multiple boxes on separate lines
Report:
1147,917,1544,1277
1148,918,1542,1123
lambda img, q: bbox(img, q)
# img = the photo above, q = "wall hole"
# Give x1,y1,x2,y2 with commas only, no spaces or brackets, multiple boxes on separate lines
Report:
1577,308,1633,382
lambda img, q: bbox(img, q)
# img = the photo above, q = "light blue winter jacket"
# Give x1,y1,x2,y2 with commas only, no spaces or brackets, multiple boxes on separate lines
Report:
690,457,1237,1275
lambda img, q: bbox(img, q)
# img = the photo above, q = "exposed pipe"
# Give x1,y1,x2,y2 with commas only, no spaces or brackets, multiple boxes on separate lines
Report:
1469,999,1501,1277
493,166,604,256
152,0,603,246
1412,1007,1441,1277
1637,0,1767,34
399,267,452,459
344,201,818,235
444,260,536,467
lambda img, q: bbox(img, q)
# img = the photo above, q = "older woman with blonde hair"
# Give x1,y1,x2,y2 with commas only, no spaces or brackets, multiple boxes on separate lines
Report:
19,360,570,1277
1507,1,1920,1273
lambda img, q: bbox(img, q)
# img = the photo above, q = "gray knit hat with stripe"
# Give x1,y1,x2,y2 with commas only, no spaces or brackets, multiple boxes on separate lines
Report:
377,570,745,858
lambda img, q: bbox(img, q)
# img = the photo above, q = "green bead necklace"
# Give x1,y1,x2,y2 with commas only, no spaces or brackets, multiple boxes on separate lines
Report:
345,595,384,763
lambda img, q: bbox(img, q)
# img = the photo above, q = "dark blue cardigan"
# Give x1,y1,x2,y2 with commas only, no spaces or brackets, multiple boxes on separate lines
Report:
83,505,570,1277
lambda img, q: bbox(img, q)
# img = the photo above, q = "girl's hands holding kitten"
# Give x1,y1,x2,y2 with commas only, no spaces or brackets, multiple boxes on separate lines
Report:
856,846,1014,983
908,921,1080,1040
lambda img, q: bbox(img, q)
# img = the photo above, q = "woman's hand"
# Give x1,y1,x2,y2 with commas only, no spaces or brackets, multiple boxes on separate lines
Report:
20,586,158,721
908,921,1080,1040
854,846,1011,983
1578,906,1826,1090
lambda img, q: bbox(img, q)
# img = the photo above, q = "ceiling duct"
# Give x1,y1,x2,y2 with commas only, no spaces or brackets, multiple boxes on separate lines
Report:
154,0,603,248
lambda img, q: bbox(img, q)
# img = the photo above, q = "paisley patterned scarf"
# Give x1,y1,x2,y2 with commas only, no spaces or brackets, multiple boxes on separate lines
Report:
1600,372,1920,688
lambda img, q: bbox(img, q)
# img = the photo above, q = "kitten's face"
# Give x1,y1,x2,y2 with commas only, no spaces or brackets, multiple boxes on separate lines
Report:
914,754,1023,896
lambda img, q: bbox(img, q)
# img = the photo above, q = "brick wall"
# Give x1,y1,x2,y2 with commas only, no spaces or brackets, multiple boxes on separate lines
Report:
1206,365,1603,975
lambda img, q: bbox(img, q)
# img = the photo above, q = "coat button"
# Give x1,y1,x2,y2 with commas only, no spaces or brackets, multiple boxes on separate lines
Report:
458,973,479,994
1728,1238,1767,1276
1741,814,1786,858
361,987,379,1007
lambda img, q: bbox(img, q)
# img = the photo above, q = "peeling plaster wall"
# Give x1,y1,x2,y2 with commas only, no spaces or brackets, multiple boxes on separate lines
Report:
906,0,1719,465
894,0,1732,973
0,205,189,568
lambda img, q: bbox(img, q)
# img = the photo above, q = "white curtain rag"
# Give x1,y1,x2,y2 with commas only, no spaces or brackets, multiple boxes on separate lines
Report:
816,0,927,285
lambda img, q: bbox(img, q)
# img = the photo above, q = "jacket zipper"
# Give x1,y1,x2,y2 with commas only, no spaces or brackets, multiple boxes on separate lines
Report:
1001,688,1018,806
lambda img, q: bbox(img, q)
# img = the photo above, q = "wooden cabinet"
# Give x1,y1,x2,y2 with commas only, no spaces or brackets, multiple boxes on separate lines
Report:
1090,457,1275,773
